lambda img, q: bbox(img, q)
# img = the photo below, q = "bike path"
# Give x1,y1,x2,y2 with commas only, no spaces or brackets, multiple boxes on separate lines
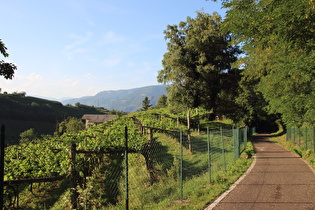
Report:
206,134,315,210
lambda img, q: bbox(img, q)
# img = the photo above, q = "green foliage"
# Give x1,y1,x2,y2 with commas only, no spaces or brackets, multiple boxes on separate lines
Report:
19,128,37,144
154,94,168,109
158,11,242,114
141,96,152,111
0,39,17,79
4,107,246,209
56,117,85,136
219,0,315,126
271,133,315,169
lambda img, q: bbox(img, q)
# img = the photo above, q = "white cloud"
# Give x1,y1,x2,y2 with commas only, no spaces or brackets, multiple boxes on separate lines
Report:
61,32,93,60
101,31,125,45
102,58,121,67
26,72,42,81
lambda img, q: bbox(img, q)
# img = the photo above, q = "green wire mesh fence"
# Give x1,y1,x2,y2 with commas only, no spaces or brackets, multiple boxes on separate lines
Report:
286,127,315,152
96,126,250,209
1,126,251,209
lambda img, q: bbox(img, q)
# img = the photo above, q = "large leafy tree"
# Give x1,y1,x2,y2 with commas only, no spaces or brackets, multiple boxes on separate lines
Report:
0,39,17,79
216,0,315,126
157,11,241,115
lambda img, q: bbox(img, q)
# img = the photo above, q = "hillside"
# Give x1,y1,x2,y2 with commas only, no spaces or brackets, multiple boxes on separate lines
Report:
0,93,106,143
62,85,168,112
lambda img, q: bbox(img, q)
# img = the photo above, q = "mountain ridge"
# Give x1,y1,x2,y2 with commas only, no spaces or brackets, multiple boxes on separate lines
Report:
62,85,168,112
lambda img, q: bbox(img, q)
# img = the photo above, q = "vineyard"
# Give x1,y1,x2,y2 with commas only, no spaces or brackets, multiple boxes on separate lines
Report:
1,108,252,209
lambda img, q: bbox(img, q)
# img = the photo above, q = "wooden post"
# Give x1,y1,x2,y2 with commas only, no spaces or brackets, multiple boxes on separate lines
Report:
70,144,78,209
146,128,156,185
187,109,190,130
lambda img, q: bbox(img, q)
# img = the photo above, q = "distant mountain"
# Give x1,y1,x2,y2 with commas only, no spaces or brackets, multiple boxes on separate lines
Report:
29,95,71,102
62,85,168,112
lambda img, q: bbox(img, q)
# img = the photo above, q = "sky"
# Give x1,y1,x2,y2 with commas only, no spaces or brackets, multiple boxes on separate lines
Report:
1,0,226,100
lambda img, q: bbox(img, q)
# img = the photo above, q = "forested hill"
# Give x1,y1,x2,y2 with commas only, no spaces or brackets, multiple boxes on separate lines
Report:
0,93,106,122
62,85,168,112
0,93,106,143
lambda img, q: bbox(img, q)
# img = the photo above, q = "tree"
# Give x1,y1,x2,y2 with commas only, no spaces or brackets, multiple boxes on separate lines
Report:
154,94,168,109
20,128,37,143
0,39,17,79
56,117,85,136
141,96,152,111
217,0,315,126
157,11,241,114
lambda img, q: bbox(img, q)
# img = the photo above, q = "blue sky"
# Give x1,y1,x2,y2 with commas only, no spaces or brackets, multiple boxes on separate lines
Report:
1,0,226,99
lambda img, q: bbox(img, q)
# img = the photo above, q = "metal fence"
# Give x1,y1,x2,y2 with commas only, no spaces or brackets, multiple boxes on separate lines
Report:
1,125,251,209
286,127,315,152
87,126,250,209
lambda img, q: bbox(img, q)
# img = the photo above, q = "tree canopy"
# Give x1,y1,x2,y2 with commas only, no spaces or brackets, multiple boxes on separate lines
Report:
0,39,17,80
157,11,241,115
218,0,315,126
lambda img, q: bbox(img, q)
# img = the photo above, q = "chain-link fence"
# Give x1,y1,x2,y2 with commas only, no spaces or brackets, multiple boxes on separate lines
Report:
0,126,251,209
77,126,250,209
286,127,315,152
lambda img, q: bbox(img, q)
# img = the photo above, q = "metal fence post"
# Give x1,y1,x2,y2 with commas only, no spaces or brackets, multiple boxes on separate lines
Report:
234,127,239,162
0,125,5,210
207,128,211,183
220,127,226,171
293,127,296,144
125,126,129,210
244,127,248,146
286,127,290,142
179,128,183,200
305,127,308,150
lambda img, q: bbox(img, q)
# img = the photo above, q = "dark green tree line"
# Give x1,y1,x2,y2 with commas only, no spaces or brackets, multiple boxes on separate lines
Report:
215,0,315,126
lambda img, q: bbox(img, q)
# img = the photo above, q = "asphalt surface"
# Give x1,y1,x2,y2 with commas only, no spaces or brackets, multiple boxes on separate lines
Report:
206,134,315,210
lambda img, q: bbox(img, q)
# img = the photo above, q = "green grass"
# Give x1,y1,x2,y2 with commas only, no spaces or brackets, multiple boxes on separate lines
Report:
270,134,315,169
107,133,254,209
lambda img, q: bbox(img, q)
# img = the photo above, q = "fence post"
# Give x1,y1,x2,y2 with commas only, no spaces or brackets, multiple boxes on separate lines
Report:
244,127,248,146
293,127,296,144
220,127,226,171
207,128,211,183
70,143,78,209
298,127,301,147
0,125,5,210
285,127,291,142
305,127,308,150
179,128,183,201
125,126,129,210
143,128,157,185
234,127,240,162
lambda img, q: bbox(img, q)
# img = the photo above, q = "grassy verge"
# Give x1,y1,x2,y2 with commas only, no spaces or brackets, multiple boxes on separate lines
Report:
166,141,255,209
270,134,315,169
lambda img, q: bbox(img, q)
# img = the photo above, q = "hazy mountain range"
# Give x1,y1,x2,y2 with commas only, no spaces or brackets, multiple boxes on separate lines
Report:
62,85,168,112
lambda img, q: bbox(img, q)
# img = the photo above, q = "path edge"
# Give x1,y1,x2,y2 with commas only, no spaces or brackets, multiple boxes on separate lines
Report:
204,155,257,210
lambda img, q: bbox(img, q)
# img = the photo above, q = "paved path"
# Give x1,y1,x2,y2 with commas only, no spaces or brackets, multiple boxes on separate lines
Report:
207,134,315,210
